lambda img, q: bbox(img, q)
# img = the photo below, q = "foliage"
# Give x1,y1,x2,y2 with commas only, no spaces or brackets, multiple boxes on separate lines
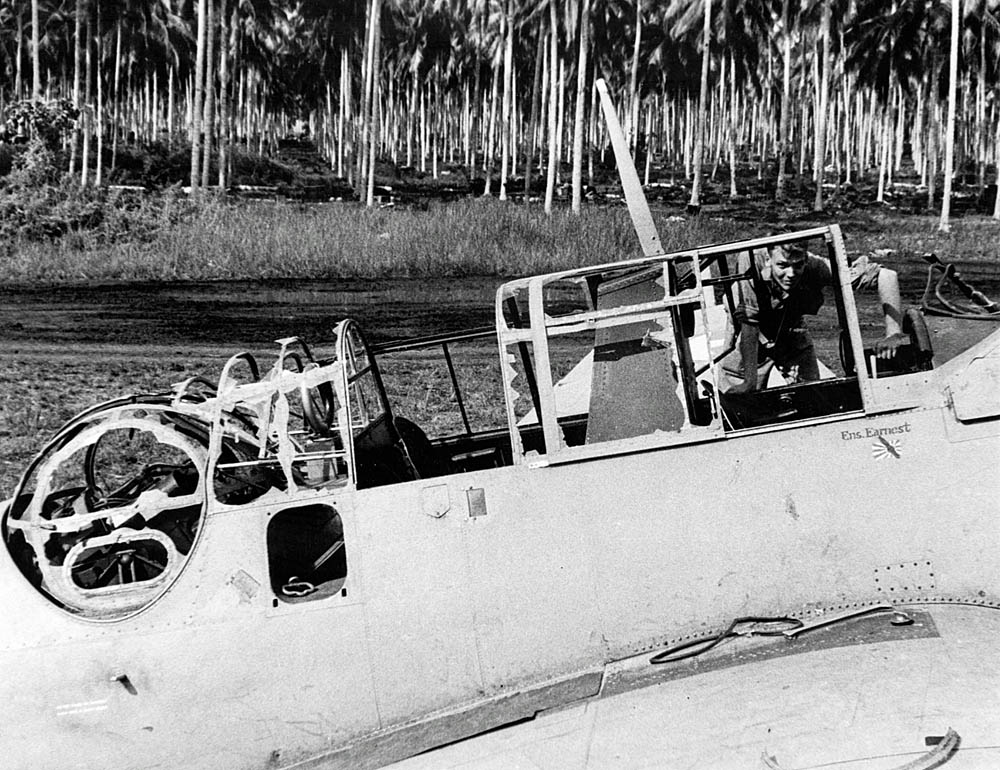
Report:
0,134,198,252
2,99,79,151
0,131,303,254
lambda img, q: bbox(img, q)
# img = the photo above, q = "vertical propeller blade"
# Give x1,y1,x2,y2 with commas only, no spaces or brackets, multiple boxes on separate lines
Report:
595,79,664,258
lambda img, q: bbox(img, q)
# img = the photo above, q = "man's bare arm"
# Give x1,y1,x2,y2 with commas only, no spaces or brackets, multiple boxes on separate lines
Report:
730,323,761,393
874,267,907,359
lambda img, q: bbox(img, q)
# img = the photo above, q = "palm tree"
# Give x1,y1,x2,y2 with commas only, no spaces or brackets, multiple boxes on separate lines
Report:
939,0,960,232
846,0,951,208
190,0,207,191
365,0,382,207
544,0,558,213
627,0,642,153
31,0,41,99
200,0,217,189
0,2,17,103
69,0,83,176
499,0,514,200
813,0,831,211
775,0,794,201
571,0,590,213
687,0,711,213
662,0,768,196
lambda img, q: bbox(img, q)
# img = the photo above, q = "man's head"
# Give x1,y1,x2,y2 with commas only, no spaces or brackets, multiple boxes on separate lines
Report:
766,245,808,293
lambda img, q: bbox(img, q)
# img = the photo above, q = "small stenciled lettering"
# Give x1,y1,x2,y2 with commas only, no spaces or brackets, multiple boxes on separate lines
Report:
841,421,911,441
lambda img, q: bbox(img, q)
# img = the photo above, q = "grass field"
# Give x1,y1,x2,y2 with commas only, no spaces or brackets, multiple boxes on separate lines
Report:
4,193,1000,287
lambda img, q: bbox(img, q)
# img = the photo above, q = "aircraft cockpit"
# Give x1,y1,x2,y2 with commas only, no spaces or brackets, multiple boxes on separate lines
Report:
496,224,934,465
1,323,400,619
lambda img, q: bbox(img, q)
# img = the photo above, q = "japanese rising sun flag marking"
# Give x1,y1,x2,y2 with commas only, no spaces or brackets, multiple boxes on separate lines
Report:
873,435,902,460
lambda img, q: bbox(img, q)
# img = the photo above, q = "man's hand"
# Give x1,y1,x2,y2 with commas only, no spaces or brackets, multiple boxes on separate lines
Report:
727,377,759,395
874,332,908,359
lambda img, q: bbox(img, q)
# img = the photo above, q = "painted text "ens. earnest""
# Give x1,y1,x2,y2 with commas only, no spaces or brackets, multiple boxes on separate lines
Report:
841,422,912,441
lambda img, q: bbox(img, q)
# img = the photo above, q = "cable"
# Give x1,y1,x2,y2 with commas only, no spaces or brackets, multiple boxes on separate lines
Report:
650,616,803,665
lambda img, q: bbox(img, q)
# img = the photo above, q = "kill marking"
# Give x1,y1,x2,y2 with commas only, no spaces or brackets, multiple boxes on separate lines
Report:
873,435,901,460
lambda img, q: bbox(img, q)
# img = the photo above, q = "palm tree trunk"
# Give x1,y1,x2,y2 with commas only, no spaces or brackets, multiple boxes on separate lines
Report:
571,0,590,214
201,0,217,189
463,81,471,169
168,65,175,150
544,0,559,214
876,102,890,203
70,0,84,177
813,1,830,212
709,76,720,182
432,66,439,178
339,47,349,177
627,0,642,153
499,0,514,201
728,51,738,198
31,0,41,99
406,74,416,168
993,85,1000,219
357,0,377,196
111,20,122,171
976,26,986,194
365,0,382,208
420,81,427,173
239,70,247,151
775,0,791,200
218,1,231,190
555,55,566,176
841,35,852,187
688,0,711,213
525,24,545,199
893,85,904,180
588,61,598,184
509,68,519,177
927,79,938,212
15,8,24,101
797,54,808,180
483,67,499,195
190,0,207,192
643,106,653,185
81,1,92,187
470,6,484,180
939,0,959,232
95,0,103,187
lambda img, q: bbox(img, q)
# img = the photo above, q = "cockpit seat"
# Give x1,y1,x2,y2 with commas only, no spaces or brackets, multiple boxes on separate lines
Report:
353,414,452,489
395,416,454,479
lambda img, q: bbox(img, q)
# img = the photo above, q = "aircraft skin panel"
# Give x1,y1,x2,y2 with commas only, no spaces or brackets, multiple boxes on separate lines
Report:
385,604,1000,769
351,480,486,725
451,466,608,690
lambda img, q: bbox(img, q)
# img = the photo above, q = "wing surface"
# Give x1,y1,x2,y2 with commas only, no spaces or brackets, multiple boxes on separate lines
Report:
386,604,1000,769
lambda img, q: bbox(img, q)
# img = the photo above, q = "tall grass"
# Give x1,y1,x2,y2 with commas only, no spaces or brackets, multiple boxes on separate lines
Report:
1,196,757,284
3,193,999,286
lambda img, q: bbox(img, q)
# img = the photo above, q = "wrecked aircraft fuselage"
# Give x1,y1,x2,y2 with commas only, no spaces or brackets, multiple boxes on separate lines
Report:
2,225,1000,770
